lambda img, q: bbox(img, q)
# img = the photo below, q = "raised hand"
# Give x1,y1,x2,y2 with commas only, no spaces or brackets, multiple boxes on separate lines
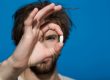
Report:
28,23,63,66
0,3,63,80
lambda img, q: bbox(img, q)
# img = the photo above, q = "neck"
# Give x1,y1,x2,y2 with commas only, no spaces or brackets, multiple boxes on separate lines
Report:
20,68,60,80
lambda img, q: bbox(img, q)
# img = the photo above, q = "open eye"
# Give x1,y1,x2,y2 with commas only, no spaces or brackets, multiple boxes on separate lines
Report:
45,35,58,41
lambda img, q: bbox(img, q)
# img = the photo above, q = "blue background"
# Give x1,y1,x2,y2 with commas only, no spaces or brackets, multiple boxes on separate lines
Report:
0,0,110,80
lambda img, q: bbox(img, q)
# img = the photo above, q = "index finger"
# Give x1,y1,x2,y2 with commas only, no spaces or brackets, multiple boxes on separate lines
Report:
24,8,38,26
42,23,63,36
34,3,55,21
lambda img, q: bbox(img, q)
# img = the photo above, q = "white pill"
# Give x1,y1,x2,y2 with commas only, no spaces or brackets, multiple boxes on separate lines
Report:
60,35,63,43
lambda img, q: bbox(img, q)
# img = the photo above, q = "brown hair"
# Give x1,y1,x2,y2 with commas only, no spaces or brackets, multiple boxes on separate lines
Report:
12,0,72,45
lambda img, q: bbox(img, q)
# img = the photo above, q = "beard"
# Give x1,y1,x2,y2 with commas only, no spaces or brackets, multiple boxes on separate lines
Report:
30,53,60,75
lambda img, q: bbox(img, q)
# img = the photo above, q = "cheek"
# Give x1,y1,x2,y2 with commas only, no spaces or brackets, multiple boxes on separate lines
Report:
43,40,58,48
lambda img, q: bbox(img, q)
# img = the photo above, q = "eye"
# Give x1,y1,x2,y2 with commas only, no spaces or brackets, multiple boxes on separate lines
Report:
45,35,57,41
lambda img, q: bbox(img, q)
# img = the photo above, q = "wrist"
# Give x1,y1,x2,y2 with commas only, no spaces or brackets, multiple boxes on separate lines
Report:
0,60,21,80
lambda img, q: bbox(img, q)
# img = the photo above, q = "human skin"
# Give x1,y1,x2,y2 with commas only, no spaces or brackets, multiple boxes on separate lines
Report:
0,3,63,80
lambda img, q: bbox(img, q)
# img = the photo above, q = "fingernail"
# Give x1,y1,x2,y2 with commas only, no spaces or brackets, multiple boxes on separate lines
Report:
51,3,55,6
60,35,64,43
57,5,62,8
34,8,38,11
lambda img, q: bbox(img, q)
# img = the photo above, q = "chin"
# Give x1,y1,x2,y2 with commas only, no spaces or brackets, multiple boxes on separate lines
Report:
30,55,59,75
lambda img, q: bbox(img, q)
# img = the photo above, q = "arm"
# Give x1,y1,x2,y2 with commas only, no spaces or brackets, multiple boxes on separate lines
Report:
0,37,34,80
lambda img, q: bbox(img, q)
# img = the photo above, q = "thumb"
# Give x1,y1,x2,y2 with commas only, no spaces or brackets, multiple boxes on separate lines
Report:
47,42,63,57
54,42,64,54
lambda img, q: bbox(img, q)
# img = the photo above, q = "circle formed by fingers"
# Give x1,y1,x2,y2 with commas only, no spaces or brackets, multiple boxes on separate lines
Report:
41,23,63,37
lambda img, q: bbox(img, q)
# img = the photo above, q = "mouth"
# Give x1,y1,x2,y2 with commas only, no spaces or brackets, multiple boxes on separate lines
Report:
30,55,57,74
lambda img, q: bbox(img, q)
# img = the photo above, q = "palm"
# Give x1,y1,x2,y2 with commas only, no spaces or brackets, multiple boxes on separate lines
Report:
28,41,52,66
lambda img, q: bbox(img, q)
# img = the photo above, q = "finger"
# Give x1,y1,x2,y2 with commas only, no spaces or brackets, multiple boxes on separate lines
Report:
43,5,62,19
24,8,38,26
54,42,63,55
48,24,63,35
41,25,50,33
38,30,43,41
48,42,63,57
33,5,62,30
48,48,55,56
33,28,41,41
59,35,64,43
34,3,55,21
41,23,63,36
54,5,62,11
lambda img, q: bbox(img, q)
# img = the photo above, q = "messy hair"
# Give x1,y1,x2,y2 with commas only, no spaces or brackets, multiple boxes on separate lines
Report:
12,0,72,45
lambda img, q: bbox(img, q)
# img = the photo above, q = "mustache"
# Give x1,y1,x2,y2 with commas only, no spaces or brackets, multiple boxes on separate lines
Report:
30,53,61,75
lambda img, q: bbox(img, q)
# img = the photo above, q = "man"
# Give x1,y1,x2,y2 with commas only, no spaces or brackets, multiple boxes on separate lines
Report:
0,1,73,80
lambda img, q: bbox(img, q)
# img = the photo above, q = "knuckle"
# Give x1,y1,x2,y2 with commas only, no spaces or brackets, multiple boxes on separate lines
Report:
29,13,33,17
24,19,31,26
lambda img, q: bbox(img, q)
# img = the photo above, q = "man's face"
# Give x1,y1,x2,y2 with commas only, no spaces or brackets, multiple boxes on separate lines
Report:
30,23,62,74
